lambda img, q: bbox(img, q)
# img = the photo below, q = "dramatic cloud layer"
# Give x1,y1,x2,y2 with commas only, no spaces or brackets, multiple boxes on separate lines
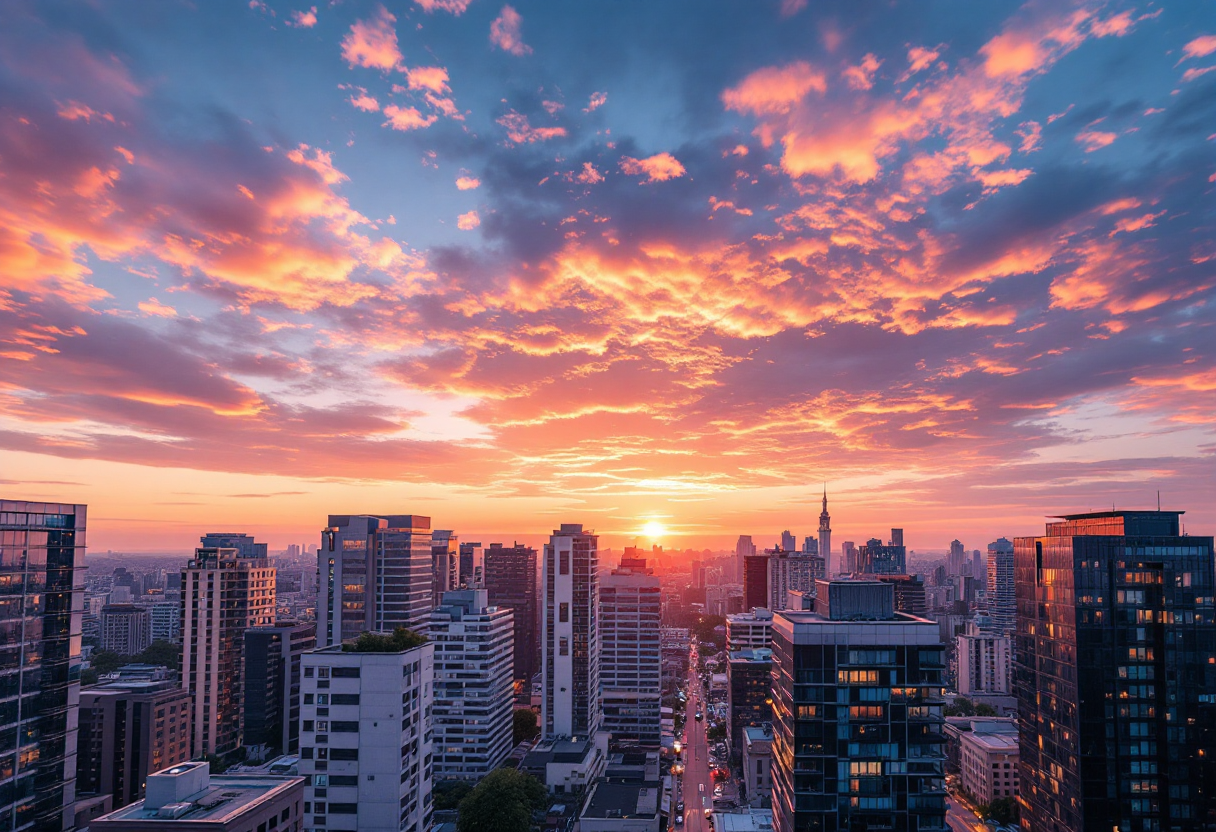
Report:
1,0,1213,549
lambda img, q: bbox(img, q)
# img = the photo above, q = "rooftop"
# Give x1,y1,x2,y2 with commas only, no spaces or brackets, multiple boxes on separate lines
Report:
712,808,774,831
963,731,1020,752
743,725,773,744
580,779,662,819
522,737,598,767
729,648,773,663
94,763,303,826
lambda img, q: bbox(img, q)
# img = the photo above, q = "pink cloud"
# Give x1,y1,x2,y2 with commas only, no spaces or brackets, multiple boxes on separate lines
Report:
383,104,438,131
341,5,402,71
1090,11,1133,38
722,61,826,115
1182,65,1216,83
1109,211,1165,237
137,298,177,317
1181,35,1216,60
414,0,472,13
576,162,604,184
1075,129,1117,152
843,54,882,91
902,46,941,80
456,176,481,190
287,6,317,28
57,101,113,122
490,6,531,56
542,99,564,115
584,91,608,112
404,66,450,93
349,92,380,112
457,210,480,230
619,153,686,183
496,111,566,143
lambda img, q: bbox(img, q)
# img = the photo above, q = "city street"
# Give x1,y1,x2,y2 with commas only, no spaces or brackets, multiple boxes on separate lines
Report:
675,644,716,832
945,795,988,832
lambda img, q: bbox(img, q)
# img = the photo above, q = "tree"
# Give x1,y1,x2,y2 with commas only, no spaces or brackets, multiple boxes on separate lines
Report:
457,768,547,832
987,797,1018,825
943,697,977,717
433,780,474,811
974,703,998,717
89,650,126,675
137,640,181,671
513,708,539,745
343,628,427,653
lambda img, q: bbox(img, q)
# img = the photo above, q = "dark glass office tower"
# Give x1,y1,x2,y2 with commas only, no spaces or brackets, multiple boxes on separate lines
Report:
1015,510,1216,832
744,553,769,612
0,501,86,832
484,543,538,686
244,622,316,756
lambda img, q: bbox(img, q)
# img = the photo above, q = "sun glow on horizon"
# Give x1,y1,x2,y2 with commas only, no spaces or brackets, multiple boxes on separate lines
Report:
642,520,666,539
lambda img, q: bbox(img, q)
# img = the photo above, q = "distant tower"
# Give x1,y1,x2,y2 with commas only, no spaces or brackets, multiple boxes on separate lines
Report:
818,487,832,577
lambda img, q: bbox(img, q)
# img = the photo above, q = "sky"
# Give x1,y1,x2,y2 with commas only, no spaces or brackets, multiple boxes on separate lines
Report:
1,0,1214,553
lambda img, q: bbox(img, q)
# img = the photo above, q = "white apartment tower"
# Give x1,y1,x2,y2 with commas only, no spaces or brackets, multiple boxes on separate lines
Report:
956,621,1012,695
181,542,276,757
542,523,601,738
430,589,515,779
300,635,434,832
599,557,662,747
766,551,818,611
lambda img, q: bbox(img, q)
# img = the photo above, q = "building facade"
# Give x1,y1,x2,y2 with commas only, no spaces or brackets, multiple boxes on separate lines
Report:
959,730,1018,805
0,501,86,832
985,538,1014,632
77,680,192,808
726,608,774,653
149,602,181,644
853,538,907,575
243,623,316,757
743,554,769,614
736,536,757,585
483,542,539,687
766,551,818,612
771,580,947,832
430,530,460,608
430,589,515,779
181,542,276,757
1014,510,1216,832
727,649,772,754
818,490,832,578
300,639,434,832
956,625,1011,696
742,725,773,803
599,559,662,747
317,515,433,648
542,524,601,739
100,605,152,656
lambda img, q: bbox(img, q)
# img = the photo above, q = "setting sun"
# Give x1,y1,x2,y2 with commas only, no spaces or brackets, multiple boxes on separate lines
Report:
642,520,666,539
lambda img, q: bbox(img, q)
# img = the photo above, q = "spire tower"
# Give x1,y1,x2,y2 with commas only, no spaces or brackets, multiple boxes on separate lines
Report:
818,486,832,577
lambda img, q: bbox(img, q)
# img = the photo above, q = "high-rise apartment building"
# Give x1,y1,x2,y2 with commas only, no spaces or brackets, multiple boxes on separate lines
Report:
484,542,539,686
198,532,267,559
743,554,769,613
801,536,819,555
948,539,965,577
317,515,433,647
727,648,772,753
243,623,316,757
150,601,181,644
430,589,514,778
181,541,276,757
771,579,947,832
458,541,482,588
100,604,152,655
77,679,192,808
766,550,818,611
736,535,757,584
853,537,907,574
985,538,1014,632
956,623,1011,696
0,501,87,832
726,608,774,653
599,558,662,747
300,636,434,832
780,530,796,552
818,491,832,577
1015,510,1216,832
542,523,601,739
876,573,927,618
431,530,460,608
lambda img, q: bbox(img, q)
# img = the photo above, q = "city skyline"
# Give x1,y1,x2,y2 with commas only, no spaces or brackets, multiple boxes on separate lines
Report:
2,1,1215,551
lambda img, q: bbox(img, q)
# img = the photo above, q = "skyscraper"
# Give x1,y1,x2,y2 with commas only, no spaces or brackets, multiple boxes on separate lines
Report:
431,589,515,779
198,532,267,559
599,557,662,747
458,540,483,588
779,530,796,552
431,530,460,607
800,535,819,555
771,579,947,832
855,537,906,574
0,500,87,832
743,553,769,613
985,537,1014,632
181,539,276,757
317,515,433,647
1014,510,1216,831
736,535,756,584
818,490,832,577
542,523,601,738
100,604,152,655
483,542,539,687
948,539,965,576
766,550,817,611
243,622,316,757
889,528,904,548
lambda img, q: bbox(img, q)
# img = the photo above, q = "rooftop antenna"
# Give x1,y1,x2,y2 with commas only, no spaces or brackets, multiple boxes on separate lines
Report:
1157,490,1161,511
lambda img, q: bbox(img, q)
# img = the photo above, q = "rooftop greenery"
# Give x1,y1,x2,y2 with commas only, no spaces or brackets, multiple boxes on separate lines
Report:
342,627,428,653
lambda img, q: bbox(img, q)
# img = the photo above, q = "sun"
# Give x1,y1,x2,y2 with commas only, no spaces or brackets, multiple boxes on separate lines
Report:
642,520,666,539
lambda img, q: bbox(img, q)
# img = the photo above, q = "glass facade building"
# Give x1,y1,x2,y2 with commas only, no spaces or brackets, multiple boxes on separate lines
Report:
599,559,662,747
0,501,86,832
1014,510,1216,832
484,543,538,687
771,580,947,832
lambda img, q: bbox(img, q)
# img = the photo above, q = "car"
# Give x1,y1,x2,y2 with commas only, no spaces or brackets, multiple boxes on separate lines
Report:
695,711,704,721
676,802,684,813
674,814,684,826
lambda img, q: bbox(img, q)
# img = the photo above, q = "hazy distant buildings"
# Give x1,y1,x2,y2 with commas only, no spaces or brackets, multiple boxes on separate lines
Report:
599,557,662,747
431,589,515,779
876,573,927,618
771,579,947,832
101,604,152,655
818,491,832,577
1015,510,1216,831
301,637,434,832
985,538,1014,632
458,540,482,588
77,679,192,808
736,535,757,584
948,539,965,576
779,530,796,552
852,536,907,574
484,542,539,687
182,539,276,757
243,623,316,757
800,536,818,555
317,514,433,647
0,501,87,831
542,524,601,738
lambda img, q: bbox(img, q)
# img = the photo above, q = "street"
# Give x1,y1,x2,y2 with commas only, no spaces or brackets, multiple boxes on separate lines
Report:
945,795,988,832
674,643,715,832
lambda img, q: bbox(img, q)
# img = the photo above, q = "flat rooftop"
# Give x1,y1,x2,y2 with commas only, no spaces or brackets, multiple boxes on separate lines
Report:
963,732,1020,752
97,777,302,825
581,780,662,819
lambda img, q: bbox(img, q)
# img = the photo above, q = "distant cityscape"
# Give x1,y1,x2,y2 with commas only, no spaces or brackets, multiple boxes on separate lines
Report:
1,496,1213,832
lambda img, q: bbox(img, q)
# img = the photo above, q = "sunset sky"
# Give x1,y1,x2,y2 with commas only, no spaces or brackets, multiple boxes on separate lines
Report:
2,0,1214,553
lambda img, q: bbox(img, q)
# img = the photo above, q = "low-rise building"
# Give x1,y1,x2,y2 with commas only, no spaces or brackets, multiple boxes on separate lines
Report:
710,808,774,832
959,730,1020,804
90,762,304,832
519,736,607,795
725,609,773,653
578,778,663,832
741,725,772,803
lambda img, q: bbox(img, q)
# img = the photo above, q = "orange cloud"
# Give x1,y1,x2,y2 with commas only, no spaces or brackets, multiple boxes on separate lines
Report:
584,91,608,112
903,46,941,79
722,61,825,116
288,6,317,28
843,54,881,91
619,153,686,183
1015,120,1041,153
383,104,438,131
1075,129,1116,152
497,110,566,143
490,5,531,56
341,5,402,71
457,210,480,230
405,66,450,93
57,101,113,122
456,176,481,190
137,298,177,317
576,163,604,184
1109,212,1164,237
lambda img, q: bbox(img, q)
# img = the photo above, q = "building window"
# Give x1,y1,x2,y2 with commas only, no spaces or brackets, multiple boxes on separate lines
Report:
559,603,569,623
